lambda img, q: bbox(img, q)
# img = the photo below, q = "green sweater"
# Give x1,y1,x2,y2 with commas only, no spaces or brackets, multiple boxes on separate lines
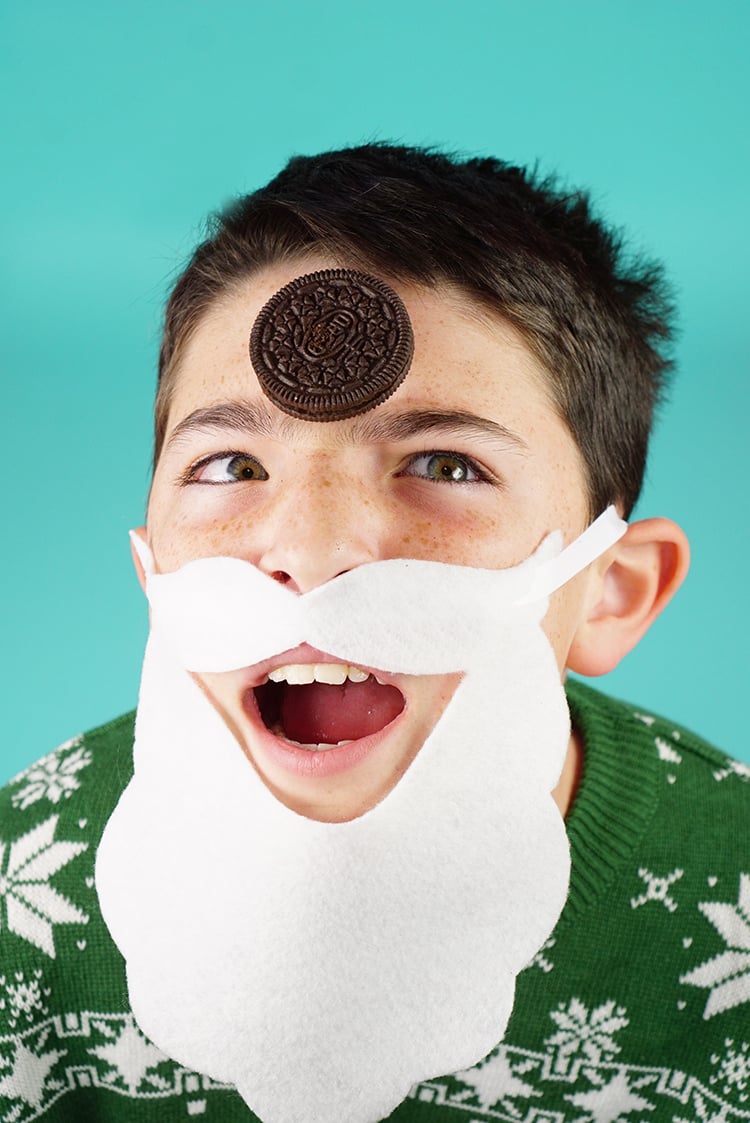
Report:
0,681,748,1122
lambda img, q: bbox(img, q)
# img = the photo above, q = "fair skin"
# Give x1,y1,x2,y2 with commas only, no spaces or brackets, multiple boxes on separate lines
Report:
138,258,690,822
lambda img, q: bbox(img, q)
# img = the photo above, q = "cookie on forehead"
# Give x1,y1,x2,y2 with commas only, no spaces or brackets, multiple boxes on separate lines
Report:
249,269,414,421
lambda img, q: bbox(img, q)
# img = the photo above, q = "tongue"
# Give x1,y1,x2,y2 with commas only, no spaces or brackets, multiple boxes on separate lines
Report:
280,679,405,744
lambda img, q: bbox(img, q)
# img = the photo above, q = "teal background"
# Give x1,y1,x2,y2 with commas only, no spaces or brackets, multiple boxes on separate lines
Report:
2,0,748,781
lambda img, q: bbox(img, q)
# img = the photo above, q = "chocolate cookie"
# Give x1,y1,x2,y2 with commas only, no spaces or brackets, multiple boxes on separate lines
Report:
249,269,414,421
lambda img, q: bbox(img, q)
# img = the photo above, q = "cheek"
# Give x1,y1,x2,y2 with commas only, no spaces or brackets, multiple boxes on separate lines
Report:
147,484,259,571
191,671,248,739
541,574,589,673
391,508,516,568
148,512,211,571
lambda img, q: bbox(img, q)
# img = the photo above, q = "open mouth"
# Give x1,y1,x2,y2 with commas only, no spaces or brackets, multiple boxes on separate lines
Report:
251,662,406,751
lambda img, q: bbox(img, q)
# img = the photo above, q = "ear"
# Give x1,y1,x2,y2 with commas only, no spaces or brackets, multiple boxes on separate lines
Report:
566,517,690,676
129,526,149,594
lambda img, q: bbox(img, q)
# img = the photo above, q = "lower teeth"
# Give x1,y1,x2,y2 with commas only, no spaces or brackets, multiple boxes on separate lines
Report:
298,741,353,752
269,723,353,751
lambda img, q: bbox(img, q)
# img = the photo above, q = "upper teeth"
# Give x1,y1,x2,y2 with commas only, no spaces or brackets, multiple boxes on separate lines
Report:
267,663,370,685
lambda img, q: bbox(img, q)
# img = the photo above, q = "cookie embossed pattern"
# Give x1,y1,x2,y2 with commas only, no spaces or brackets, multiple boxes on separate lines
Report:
249,269,414,421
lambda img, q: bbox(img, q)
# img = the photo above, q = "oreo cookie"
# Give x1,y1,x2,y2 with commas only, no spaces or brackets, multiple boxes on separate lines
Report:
249,269,414,421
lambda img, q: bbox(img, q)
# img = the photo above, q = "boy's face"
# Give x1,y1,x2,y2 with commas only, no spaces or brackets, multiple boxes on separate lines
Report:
145,259,593,820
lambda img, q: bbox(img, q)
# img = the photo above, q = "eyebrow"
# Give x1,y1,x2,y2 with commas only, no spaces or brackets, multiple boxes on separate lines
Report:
165,399,529,453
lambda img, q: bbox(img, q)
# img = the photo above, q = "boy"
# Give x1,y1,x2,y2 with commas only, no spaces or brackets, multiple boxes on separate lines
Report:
1,145,747,1122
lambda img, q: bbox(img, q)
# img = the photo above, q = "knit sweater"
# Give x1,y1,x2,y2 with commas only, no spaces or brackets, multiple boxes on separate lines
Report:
0,681,748,1122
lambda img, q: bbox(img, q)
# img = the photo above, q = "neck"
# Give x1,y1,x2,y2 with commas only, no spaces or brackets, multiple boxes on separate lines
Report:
553,728,584,818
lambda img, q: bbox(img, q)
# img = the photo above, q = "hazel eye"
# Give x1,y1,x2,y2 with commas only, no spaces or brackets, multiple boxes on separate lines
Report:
191,453,269,484
403,452,485,483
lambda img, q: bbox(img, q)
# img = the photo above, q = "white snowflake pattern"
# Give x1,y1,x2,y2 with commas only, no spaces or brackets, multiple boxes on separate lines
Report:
681,873,750,1019
452,1046,540,1113
0,817,89,958
0,1030,65,1111
655,736,682,764
88,1017,169,1095
529,936,556,973
544,998,628,1074
630,866,683,913
713,760,750,784
565,1067,656,1123
674,1089,733,1123
709,1037,750,1102
2,971,50,1029
10,738,91,810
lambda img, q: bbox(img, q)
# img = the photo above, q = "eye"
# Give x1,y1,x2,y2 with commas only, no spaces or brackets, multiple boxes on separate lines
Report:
186,453,269,484
401,451,488,484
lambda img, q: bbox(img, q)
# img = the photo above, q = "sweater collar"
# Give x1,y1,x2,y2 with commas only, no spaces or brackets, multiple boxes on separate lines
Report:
561,679,660,922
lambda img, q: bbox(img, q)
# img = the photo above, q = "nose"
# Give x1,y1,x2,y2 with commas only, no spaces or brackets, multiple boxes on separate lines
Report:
255,464,382,594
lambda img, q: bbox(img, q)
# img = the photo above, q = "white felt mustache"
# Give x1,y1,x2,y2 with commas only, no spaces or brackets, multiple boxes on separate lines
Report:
132,506,626,675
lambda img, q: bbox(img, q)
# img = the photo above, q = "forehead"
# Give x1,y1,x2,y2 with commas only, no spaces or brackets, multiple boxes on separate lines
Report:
167,260,560,435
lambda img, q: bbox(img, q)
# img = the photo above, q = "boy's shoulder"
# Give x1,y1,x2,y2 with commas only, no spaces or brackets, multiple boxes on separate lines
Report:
566,676,749,797
0,710,136,826
493,681,750,1121
0,716,249,1121
0,711,135,968
564,677,749,907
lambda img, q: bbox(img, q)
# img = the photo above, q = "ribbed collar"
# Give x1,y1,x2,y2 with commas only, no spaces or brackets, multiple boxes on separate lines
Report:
559,679,660,924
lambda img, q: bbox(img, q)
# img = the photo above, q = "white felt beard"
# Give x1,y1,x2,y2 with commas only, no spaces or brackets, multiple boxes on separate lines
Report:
96,509,626,1123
